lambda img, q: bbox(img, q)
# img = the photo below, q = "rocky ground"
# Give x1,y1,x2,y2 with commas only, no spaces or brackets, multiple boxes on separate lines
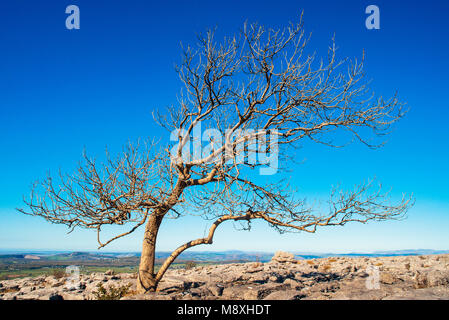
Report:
1,252,449,300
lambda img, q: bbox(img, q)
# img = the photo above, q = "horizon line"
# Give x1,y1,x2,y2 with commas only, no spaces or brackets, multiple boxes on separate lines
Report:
1,248,448,255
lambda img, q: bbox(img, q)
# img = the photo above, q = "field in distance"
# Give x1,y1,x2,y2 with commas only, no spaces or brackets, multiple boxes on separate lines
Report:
0,251,273,280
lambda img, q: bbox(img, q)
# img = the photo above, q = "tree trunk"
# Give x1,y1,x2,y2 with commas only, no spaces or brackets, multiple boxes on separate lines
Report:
136,214,163,293
136,179,187,293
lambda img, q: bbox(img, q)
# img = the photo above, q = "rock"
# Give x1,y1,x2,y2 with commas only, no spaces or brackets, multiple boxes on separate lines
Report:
222,286,246,299
49,293,64,301
294,272,304,281
189,287,210,298
222,271,243,283
52,281,65,288
122,273,137,280
356,271,370,278
427,270,449,287
271,251,296,264
341,266,352,274
414,270,449,288
20,286,36,294
120,293,173,300
283,278,302,289
414,271,429,289
254,283,286,300
248,272,269,284
382,287,449,300
206,284,224,297
156,278,186,293
331,289,388,300
45,277,65,288
243,288,259,300
60,293,84,300
225,283,286,300
380,273,397,285
104,270,115,276
245,263,264,273
4,284,20,292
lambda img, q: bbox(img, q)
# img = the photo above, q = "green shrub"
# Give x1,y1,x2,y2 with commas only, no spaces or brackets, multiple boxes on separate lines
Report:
52,269,66,279
93,283,132,300
185,261,197,270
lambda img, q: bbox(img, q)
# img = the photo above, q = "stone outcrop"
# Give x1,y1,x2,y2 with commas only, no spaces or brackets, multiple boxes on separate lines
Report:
1,253,449,300
270,251,297,264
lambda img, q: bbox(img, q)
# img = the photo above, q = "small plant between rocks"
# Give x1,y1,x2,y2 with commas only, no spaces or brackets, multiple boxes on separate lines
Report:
51,269,67,279
185,261,197,270
93,282,132,300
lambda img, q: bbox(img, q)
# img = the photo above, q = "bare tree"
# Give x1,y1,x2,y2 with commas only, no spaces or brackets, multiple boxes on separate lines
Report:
19,16,413,293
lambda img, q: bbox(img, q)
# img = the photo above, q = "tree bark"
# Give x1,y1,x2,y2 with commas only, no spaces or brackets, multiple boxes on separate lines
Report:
137,214,163,293
136,179,187,293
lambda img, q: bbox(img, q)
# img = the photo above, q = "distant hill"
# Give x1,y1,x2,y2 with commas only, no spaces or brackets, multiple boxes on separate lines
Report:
0,254,28,259
45,252,118,261
155,251,273,262
291,249,449,259
372,249,449,256
1,249,448,263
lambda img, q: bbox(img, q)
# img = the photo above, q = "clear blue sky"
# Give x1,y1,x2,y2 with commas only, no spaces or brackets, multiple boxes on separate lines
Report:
0,0,448,253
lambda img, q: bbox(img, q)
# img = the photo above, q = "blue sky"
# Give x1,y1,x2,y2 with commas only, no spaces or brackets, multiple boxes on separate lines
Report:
0,0,448,253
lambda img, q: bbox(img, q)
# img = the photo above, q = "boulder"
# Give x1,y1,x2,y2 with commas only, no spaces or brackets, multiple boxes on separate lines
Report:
221,270,244,283
245,263,264,273
283,278,302,289
414,271,429,289
428,270,449,287
380,272,397,285
206,284,224,297
248,272,269,284
271,251,296,264
156,278,186,293
104,270,115,276
415,270,449,288
188,287,211,298
222,286,246,299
